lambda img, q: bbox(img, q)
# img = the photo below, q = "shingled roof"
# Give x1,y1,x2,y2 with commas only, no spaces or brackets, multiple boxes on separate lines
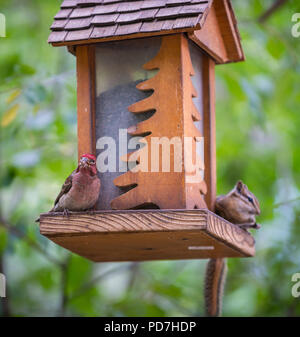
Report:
48,0,212,45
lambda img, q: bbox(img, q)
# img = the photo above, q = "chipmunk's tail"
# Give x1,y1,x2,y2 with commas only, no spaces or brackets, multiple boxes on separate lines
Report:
204,258,227,317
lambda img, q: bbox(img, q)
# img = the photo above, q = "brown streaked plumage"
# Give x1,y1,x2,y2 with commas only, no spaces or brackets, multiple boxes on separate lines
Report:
51,154,100,213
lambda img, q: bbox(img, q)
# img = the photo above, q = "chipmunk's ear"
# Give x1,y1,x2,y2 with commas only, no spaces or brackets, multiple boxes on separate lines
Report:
236,180,244,193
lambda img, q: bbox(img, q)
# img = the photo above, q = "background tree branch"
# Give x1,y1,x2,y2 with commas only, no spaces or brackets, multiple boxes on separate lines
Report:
0,215,63,267
258,0,288,23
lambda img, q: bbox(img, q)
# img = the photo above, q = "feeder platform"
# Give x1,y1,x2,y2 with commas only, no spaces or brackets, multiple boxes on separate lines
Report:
39,209,255,262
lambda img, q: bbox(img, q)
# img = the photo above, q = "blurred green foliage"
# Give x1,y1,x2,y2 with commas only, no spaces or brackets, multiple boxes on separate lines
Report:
0,0,300,317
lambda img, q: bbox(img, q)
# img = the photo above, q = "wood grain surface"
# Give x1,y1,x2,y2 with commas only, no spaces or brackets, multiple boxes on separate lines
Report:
202,55,216,211
39,209,255,262
188,0,244,64
189,3,228,64
76,44,96,160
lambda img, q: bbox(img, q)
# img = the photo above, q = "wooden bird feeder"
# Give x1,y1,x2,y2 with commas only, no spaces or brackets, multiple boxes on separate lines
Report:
39,0,255,262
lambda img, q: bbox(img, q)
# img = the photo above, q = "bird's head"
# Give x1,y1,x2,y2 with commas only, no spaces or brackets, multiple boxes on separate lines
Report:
79,154,97,175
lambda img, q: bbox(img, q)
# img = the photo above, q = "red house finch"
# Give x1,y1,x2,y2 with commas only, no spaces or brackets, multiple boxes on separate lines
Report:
50,153,100,213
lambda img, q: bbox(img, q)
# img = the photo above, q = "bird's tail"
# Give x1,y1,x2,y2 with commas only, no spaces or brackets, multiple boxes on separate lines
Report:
204,258,227,317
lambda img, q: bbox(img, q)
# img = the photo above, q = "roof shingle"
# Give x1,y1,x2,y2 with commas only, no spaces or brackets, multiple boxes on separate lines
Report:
49,0,212,44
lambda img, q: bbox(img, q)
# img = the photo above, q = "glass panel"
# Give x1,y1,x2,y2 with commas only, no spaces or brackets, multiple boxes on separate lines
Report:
188,40,204,181
95,37,162,209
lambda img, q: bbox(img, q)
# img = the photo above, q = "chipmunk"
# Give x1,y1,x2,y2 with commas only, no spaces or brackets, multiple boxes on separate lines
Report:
204,180,261,317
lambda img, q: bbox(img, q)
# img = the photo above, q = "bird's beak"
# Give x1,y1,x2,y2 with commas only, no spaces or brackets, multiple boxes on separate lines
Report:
80,157,89,168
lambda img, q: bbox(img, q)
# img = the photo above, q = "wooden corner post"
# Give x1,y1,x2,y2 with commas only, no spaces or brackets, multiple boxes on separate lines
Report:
203,56,216,212
76,45,96,160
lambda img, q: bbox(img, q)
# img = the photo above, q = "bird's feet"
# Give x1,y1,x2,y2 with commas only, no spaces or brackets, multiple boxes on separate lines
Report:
87,207,96,216
63,209,71,218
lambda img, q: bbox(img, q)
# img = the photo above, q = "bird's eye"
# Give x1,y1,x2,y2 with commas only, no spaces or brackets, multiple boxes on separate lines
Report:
90,160,95,164
248,196,253,203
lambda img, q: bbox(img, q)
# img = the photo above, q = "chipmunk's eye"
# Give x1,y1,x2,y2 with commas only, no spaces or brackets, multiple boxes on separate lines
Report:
248,196,253,203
